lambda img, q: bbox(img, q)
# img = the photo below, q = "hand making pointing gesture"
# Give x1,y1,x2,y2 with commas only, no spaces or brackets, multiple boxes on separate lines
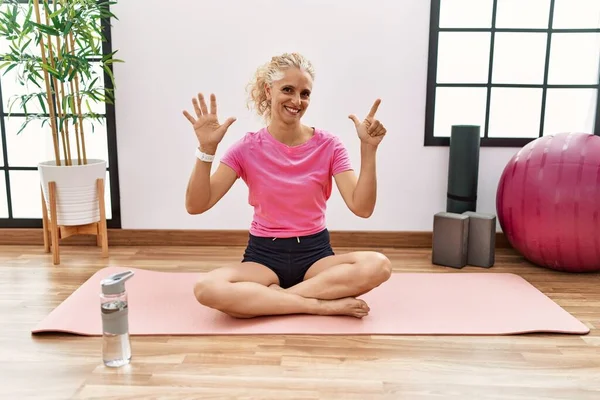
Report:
182,93,236,154
348,99,387,147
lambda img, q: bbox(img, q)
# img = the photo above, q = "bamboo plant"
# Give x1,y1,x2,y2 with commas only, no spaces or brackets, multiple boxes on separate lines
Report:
0,0,121,166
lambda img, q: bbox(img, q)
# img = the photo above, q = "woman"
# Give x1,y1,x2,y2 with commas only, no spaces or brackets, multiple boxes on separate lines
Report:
183,52,391,319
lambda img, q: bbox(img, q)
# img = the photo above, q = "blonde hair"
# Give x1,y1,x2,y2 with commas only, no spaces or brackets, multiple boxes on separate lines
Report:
246,52,315,121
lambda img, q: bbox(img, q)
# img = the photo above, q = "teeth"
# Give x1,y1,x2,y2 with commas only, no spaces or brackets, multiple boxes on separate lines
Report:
285,106,299,114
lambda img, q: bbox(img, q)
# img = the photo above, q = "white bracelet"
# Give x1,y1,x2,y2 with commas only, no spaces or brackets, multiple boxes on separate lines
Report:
195,147,215,163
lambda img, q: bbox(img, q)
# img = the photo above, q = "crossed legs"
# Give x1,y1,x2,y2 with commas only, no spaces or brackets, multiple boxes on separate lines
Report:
193,251,392,319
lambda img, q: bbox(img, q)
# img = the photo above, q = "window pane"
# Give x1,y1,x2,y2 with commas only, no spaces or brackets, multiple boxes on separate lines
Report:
495,0,551,29
4,117,65,167
0,172,7,218
543,89,598,136
488,88,543,138
0,2,42,58
548,33,600,85
439,0,494,28
492,33,548,84
437,33,491,84
0,3,8,56
81,118,110,166
10,170,42,218
434,87,487,137
553,0,600,29
104,173,112,220
83,62,108,115
4,117,109,167
1,61,106,115
0,127,4,166
1,66,46,115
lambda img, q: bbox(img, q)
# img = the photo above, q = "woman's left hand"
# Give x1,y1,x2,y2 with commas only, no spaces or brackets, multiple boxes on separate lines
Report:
348,99,387,147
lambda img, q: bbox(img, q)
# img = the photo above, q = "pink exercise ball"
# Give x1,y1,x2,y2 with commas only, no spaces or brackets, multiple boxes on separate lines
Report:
496,132,600,273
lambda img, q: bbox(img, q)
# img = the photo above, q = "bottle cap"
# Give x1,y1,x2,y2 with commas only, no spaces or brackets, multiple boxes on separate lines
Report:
101,270,135,295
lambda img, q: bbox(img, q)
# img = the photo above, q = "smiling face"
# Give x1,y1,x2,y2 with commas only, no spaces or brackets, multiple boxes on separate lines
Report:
265,67,313,124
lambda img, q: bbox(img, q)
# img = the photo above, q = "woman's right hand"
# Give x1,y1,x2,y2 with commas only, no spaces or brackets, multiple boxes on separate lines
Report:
183,93,236,154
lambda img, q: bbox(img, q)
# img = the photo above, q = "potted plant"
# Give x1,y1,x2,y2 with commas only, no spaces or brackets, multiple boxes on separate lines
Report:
0,0,121,262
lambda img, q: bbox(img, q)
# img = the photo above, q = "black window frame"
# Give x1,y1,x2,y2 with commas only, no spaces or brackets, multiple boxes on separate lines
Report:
0,1,121,229
425,0,600,147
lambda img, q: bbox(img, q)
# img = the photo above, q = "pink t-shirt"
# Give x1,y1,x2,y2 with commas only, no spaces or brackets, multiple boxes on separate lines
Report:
220,127,353,238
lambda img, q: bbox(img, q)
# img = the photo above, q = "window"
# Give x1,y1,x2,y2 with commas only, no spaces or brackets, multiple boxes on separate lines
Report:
425,0,600,147
0,1,121,228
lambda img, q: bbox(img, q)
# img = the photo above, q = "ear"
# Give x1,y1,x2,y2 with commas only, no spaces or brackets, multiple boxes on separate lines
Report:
264,83,271,100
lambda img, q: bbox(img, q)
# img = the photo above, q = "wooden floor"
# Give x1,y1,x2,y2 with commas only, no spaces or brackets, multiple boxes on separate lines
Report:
1,244,599,400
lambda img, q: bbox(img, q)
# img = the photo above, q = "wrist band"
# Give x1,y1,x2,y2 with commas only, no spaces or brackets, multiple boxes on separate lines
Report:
195,147,215,162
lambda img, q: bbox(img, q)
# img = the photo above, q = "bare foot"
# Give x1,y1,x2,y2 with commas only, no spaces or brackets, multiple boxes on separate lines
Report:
318,297,370,318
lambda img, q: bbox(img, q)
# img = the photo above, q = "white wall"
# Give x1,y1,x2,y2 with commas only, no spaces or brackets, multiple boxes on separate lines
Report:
110,0,518,231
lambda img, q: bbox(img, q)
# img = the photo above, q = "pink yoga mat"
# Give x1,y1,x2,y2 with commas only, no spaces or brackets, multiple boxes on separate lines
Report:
32,267,589,336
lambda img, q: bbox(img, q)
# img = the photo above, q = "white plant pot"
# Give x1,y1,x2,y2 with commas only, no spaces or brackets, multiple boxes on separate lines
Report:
38,159,107,226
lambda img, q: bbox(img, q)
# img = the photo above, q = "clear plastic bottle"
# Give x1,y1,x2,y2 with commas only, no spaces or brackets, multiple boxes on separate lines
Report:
100,270,134,367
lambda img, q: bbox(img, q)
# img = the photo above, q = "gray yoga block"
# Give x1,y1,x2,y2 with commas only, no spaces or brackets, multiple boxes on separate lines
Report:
463,212,496,268
432,212,469,268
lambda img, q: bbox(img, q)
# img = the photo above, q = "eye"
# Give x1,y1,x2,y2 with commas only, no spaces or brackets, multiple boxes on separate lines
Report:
301,91,311,98
282,87,292,93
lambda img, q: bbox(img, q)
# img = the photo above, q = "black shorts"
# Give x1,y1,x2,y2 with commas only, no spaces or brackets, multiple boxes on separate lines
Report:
242,228,335,289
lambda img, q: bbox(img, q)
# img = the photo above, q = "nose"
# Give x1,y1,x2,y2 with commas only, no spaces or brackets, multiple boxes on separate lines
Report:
291,94,301,106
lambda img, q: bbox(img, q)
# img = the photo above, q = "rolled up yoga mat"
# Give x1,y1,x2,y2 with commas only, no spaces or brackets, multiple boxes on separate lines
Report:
446,125,481,213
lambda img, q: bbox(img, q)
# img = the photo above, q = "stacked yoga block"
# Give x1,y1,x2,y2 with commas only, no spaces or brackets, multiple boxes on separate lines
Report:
432,211,496,268
432,124,496,268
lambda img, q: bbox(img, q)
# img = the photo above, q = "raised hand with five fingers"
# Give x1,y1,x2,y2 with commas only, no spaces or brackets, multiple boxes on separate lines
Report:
348,99,387,147
182,93,236,154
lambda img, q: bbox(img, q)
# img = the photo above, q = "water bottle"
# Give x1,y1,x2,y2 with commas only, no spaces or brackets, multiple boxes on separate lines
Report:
100,270,134,367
